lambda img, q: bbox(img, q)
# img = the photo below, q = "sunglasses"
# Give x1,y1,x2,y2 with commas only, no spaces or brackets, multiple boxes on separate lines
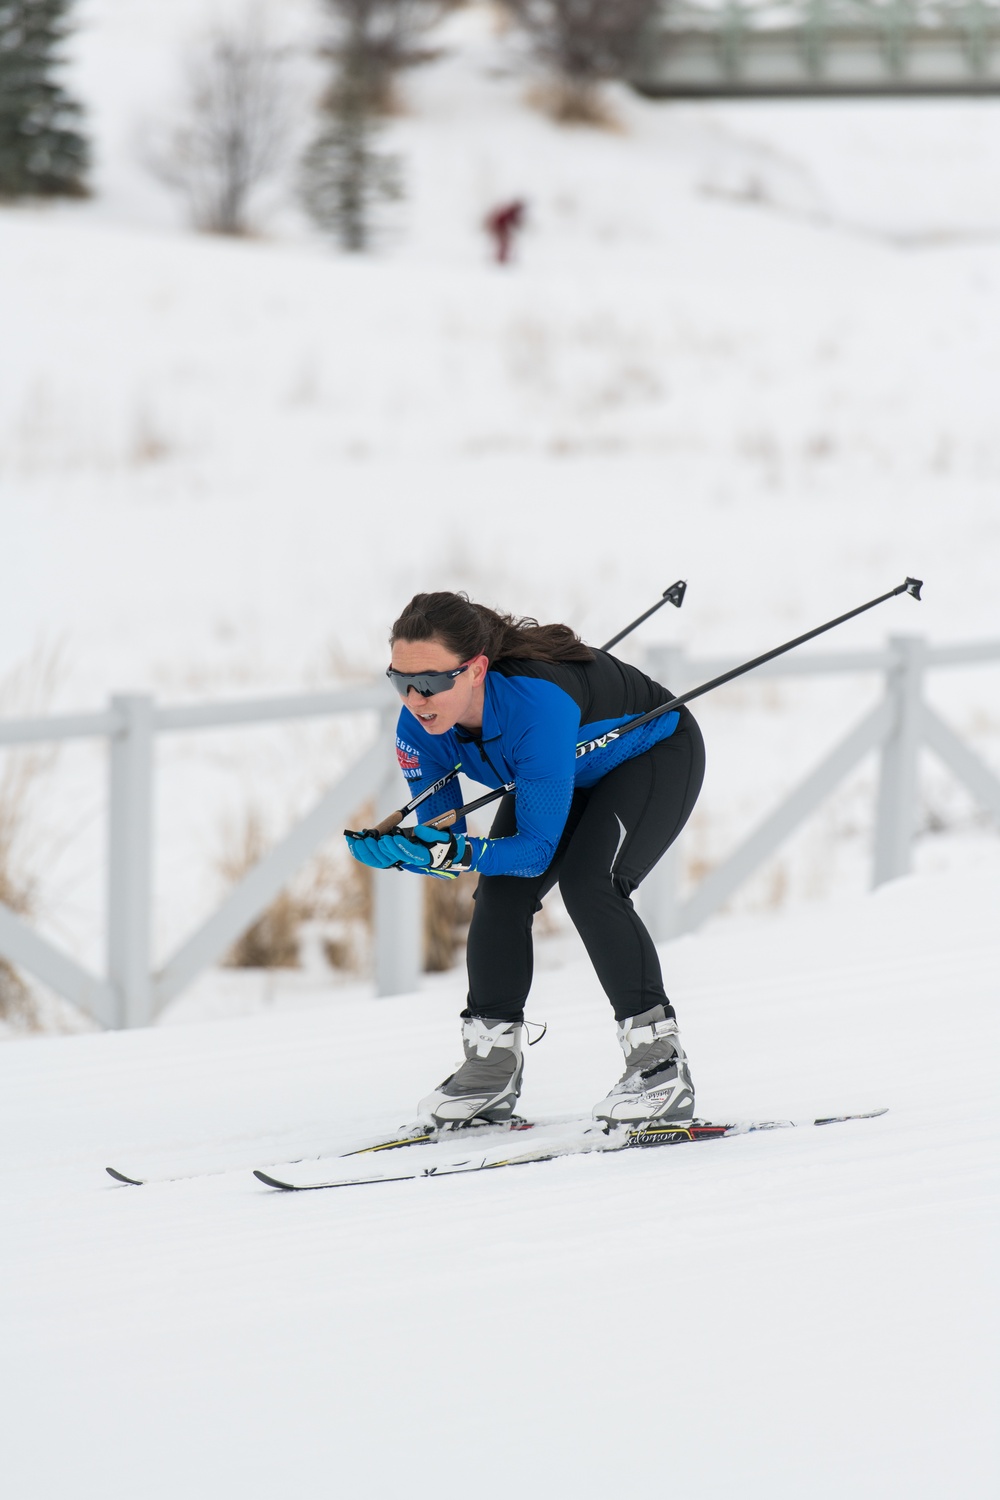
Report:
386,661,472,698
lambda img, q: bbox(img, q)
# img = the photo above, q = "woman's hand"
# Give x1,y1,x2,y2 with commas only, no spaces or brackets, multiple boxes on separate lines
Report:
344,829,403,870
385,825,473,879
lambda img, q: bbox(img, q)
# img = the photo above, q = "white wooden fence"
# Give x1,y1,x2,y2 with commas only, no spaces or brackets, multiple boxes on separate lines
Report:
0,683,421,1028
639,635,1000,939
0,634,998,1029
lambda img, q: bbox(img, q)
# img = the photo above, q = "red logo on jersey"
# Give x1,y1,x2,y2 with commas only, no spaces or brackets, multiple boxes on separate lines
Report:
396,742,421,774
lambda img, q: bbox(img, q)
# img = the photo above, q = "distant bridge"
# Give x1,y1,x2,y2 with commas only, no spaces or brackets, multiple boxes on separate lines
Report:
633,0,1000,96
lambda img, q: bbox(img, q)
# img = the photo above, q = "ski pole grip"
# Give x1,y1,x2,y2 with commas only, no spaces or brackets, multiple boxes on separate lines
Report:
426,809,458,830
373,809,404,835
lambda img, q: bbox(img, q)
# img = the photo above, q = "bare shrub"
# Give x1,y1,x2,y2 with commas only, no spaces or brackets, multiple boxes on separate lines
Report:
146,9,293,235
503,0,659,125
315,0,454,116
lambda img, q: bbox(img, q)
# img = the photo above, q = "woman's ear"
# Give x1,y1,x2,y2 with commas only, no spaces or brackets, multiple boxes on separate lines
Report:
471,654,489,685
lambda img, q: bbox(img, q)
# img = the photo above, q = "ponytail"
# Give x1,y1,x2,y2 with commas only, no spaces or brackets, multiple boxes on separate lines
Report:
390,591,594,666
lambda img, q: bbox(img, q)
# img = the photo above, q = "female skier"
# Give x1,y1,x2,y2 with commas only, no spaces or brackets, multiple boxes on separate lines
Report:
346,592,706,1128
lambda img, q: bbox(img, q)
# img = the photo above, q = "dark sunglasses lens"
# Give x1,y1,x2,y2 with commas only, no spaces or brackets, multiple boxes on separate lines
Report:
387,669,455,697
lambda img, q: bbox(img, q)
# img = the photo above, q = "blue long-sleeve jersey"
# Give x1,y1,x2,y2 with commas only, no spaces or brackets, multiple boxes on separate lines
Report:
394,651,684,878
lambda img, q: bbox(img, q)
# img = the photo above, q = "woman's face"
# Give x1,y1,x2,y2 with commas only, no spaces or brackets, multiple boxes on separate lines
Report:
390,636,488,735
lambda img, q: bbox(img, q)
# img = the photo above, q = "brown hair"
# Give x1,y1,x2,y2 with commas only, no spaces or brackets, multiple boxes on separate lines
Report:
390,592,594,666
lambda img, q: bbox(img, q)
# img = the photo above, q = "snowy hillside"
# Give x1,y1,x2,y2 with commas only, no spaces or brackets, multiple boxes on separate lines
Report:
2,868,996,1497
3,2,1000,988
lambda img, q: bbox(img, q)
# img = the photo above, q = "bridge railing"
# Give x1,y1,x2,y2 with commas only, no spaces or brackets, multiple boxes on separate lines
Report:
636,0,1000,94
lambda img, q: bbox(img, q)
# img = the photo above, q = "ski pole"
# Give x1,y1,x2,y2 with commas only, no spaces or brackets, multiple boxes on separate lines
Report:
370,765,461,836
600,579,686,651
367,581,687,835
425,577,923,831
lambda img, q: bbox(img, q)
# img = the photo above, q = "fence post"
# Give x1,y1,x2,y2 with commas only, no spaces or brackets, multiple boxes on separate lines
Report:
373,722,423,997
873,635,925,887
107,694,154,1028
636,645,685,942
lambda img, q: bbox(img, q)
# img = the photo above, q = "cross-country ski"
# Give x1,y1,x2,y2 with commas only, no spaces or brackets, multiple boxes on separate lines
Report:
253,1110,888,1191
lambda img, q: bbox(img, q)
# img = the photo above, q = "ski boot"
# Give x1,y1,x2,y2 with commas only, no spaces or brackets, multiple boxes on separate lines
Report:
593,1004,695,1124
419,1010,524,1127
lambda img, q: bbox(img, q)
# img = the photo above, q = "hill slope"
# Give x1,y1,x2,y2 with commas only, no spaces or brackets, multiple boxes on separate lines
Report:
2,867,996,1498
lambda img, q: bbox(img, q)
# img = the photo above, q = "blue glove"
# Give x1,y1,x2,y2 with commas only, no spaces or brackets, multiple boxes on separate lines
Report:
344,829,402,870
384,824,477,879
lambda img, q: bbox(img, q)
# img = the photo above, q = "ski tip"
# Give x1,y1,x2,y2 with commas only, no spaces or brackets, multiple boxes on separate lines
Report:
106,1167,144,1186
253,1169,295,1190
815,1107,889,1125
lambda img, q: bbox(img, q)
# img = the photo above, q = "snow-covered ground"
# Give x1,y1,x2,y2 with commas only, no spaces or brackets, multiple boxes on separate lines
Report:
2,868,996,1497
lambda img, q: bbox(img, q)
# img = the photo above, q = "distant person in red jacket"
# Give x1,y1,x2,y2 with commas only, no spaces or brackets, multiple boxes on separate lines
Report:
484,199,526,264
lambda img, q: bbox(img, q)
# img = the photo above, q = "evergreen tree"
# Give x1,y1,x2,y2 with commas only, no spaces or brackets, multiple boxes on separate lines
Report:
0,0,89,199
300,63,401,253
301,0,448,253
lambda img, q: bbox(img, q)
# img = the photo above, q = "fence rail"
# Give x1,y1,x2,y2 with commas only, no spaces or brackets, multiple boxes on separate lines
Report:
1,635,998,1029
0,681,419,1029
639,634,1000,939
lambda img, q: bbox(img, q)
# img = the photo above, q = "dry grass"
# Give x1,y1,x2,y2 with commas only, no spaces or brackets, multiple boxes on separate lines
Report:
524,79,622,130
424,872,478,973
0,960,39,1031
316,848,372,972
218,805,309,969
129,402,172,465
217,798,374,974
0,804,37,1026
217,797,476,976
0,645,63,1031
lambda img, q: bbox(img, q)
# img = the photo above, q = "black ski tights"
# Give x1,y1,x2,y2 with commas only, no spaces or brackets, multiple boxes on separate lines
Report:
465,715,706,1024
